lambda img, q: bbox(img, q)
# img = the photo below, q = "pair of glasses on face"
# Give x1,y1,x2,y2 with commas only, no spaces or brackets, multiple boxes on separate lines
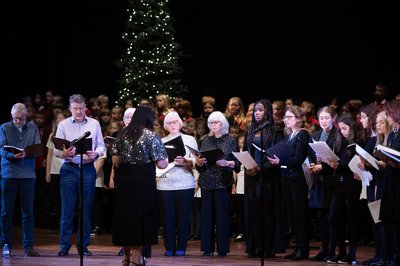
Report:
165,120,179,126
208,121,220,125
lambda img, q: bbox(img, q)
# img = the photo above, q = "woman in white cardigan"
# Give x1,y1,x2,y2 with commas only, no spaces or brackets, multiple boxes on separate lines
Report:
157,111,198,257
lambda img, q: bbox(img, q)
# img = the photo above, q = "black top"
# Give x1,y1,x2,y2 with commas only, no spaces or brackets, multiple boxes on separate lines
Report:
243,123,283,200
280,129,310,179
197,134,240,190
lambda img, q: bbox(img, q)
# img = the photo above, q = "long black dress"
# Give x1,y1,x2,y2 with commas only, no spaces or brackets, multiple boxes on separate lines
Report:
111,128,167,246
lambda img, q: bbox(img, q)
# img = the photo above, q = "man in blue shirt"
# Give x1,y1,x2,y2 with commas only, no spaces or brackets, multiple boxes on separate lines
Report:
0,103,42,257
53,94,105,256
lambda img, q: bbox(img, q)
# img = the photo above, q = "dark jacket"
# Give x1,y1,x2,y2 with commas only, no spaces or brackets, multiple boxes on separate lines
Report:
280,129,310,179
243,122,283,200
308,127,337,208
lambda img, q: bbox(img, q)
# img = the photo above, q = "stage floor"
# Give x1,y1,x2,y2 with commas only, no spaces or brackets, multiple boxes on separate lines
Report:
1,226,375,265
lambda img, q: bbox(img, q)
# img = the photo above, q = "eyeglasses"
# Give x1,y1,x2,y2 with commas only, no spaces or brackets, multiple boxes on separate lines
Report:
208,121,220,125
165,120,179,126
283,115,296,120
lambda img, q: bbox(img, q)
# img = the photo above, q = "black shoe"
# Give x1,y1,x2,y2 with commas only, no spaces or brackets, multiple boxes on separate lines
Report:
77,247,92,256
310,251,327,261
324,253,337,262
24,248,40,257
118,248,124,256
338,254,356,264
90,226,103,236
202,251,213,256
327,254,346,264
284,249,298,259
218,252,227,257
58,249,69,256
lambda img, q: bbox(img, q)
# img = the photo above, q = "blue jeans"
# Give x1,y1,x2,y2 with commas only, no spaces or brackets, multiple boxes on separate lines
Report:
59,163,96,250
1,178,36,250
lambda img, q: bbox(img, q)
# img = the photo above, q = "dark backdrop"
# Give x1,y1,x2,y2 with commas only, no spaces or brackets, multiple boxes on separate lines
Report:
3,1,399,122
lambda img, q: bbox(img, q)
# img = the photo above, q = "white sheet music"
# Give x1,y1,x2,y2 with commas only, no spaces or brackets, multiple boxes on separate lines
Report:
348,155,372,186
355,144,379,170
309,141,340,164
156,163,176,177
232,151,258,169
368,200,382,223
302,157,314,191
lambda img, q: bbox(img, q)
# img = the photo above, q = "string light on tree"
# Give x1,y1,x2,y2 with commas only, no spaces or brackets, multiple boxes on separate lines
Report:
116,0,186,106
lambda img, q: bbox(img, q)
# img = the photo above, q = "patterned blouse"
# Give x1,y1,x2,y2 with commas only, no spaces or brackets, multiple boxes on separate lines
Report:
197,134,240,190
111,128,167,164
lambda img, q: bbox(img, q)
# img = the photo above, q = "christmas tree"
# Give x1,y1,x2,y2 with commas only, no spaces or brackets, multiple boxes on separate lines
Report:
116,0,186,106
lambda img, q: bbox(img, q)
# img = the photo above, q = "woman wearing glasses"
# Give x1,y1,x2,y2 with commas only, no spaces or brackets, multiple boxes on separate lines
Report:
194,111,240,257
157,111,198,257
268,105,310,260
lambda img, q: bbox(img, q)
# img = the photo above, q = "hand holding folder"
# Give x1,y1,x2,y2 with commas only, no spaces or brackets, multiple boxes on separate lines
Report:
309,140,339,164
186,145,224,166
252,141,293,161
163,136,186,163
232,151,257,169
3,144,43,158
52,136,92,154
374,144,400,167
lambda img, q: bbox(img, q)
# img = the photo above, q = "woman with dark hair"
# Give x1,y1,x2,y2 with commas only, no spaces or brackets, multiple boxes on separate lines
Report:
111,105,168,266
326,112,366,264
243,99,284,258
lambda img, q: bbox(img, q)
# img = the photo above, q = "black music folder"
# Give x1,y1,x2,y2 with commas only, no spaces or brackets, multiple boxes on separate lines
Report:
3,143,43,158
374,144,400,166
164,135,186,163
52,136,92,154
265,141,293,162
105,136,117,146
186,145,225,166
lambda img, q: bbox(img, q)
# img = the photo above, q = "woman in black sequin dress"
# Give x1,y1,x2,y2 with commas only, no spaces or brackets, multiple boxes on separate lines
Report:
111,106,168,266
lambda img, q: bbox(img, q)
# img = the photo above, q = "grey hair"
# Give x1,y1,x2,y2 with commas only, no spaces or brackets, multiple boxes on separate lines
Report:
11,103,27,115
163,111,183,130
207,111,229,135
69,94,86,106
123,108,136,125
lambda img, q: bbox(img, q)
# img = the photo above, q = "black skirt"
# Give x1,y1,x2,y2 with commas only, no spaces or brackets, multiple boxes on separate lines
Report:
112,163,158,246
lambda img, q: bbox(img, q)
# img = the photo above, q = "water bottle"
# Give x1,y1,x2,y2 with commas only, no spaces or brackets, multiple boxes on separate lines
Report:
3,244,10,258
